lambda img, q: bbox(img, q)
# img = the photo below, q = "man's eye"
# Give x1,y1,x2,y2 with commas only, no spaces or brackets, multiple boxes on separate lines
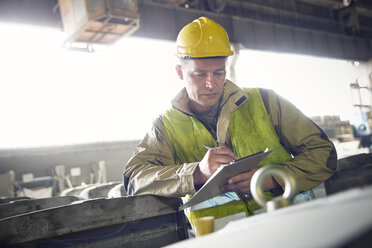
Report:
214,71,225,77
196,73,206,78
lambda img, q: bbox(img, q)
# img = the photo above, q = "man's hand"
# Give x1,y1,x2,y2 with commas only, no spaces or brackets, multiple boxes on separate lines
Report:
193,147,237,186
220,168,279,194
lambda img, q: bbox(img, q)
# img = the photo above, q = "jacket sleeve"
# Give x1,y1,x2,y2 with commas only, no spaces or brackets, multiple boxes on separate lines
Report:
263,89,337,192
123,117,198,197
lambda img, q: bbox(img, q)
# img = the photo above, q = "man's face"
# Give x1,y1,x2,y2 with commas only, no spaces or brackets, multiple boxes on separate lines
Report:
176,57,226,114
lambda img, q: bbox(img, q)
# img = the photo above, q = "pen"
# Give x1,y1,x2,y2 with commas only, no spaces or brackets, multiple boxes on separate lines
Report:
204,144,222,149
203,145,213,150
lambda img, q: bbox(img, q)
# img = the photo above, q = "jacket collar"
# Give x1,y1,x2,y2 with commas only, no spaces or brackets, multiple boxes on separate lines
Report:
171,80,249,116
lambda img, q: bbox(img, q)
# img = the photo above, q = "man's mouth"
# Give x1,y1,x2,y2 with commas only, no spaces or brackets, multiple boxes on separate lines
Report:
201,93,217,97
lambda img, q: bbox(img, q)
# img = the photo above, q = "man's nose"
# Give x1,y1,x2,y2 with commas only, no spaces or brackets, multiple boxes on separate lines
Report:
205,73,216,89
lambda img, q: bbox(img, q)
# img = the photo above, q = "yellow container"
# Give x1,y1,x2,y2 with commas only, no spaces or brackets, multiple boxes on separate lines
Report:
195,216,215,236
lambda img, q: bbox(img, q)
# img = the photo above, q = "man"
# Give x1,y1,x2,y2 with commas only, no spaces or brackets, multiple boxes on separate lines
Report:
124,16,336,229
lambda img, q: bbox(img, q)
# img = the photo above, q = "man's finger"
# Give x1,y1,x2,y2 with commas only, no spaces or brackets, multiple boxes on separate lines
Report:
210,147,238,160
227,169,256,184
221,183,251,194
213,154,236,165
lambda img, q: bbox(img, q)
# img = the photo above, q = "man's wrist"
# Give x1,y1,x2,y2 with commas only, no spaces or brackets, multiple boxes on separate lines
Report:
263,176,281,191
193,163,204,187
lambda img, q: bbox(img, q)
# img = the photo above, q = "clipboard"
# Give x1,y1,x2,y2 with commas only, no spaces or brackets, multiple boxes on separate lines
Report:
179,149,271,211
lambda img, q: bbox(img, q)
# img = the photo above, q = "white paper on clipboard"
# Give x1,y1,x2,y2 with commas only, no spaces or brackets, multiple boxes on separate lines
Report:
179,149,271,211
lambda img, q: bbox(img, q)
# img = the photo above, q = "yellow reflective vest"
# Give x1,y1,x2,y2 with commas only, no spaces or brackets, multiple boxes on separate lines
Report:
162,88,292,226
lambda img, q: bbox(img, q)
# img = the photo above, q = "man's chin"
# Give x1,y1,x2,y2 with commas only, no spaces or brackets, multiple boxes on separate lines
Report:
201,94,220,102
200,102,219,111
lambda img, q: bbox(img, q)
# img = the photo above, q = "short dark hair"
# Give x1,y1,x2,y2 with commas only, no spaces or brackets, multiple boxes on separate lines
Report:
182,56,227,60
178,56,227,67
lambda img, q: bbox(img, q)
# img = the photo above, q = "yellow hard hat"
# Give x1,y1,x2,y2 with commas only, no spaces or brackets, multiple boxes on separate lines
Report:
176,17,234,58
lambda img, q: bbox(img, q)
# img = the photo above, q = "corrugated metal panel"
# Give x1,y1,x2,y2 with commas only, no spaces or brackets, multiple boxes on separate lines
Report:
132,1,372,61
254,21,277,51
232,18,256,48
0,0,370,60
343,36,359,60
137,2,178,40
311,32,329,56
328,34,345,59
275,25,296,53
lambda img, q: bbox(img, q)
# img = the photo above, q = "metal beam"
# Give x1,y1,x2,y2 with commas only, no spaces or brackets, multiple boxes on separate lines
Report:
0,0,371,60
134,1,372,61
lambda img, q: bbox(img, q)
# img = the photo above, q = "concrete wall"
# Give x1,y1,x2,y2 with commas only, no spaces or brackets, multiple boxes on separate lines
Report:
0,140,140,183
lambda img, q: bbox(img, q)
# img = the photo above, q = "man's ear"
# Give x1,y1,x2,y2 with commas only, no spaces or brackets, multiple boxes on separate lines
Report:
175,65,183,80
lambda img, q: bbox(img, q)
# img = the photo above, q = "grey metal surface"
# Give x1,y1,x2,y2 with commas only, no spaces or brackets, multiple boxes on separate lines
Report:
0,197,30,204
0,195,80,219
166,186,372,248
79,181,122,199
20,211,188,248
60,184,93,196
107,183,126,198
0,195,187,246
325,153,372,195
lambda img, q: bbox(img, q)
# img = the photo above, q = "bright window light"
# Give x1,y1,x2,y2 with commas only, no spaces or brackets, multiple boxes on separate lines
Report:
0,22,181,149
234,50,357,120
0,22,359,149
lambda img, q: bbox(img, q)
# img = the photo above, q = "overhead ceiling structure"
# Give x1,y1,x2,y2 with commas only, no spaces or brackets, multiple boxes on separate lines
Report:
0,0,372,61
57,0,140,45
134,0,372,61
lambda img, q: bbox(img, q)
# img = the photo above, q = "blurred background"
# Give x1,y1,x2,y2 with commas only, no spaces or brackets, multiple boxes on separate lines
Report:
0,0,371,198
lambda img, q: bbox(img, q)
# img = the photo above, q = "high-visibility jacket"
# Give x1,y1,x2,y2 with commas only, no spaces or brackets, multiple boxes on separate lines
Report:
162,88,292,226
